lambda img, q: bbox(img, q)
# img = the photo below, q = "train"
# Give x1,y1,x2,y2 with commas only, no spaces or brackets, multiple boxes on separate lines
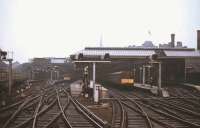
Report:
107,71,134,87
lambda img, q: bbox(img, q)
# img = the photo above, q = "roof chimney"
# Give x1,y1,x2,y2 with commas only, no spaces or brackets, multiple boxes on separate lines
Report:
171,33,175,47
197,30,200,50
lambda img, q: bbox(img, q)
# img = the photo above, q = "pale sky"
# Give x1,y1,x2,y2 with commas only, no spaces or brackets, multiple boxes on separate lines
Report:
0,0,200,63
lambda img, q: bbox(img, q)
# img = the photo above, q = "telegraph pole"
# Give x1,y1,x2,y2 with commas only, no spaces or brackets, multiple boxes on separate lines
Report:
8,59,13,96
158,62,162,93
50,69,53,81
0,51,13,96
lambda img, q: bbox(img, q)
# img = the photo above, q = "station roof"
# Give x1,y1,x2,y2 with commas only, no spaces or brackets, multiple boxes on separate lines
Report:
71,47,200,60
79,49,155,57
164,50,200,58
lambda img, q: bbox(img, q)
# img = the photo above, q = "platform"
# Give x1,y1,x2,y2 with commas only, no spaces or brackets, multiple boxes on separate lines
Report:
134,83,169,97
182,83,200,91
70,80,109,99
70,80,83,97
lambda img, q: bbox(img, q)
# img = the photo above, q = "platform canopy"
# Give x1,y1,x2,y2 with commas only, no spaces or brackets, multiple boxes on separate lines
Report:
164,50,200,58
70,47,200,60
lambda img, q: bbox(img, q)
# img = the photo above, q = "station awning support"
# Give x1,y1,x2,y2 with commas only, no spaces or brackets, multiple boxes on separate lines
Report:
142,66,145,85
149,61,162,95
92,62,96,102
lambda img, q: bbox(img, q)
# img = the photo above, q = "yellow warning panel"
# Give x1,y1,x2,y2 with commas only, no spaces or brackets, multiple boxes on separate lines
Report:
121,79,134,84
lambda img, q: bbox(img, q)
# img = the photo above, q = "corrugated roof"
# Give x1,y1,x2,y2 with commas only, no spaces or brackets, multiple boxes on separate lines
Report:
164,50,200,57
72,47,200,59
78,49,155,57
85,47,195,51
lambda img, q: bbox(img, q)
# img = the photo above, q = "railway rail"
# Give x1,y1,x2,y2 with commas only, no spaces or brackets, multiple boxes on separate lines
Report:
111,99,127,128
2,79,200,128
128,93,200,127
109,91,166,128
108,86,200,128
0,82,107,128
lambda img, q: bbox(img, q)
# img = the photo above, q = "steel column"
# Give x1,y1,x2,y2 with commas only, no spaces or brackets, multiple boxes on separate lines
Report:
93,62,97,102
143,66,146,85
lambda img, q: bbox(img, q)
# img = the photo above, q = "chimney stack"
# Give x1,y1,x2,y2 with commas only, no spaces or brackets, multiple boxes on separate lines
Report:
197,30,200,50
171,33,175,48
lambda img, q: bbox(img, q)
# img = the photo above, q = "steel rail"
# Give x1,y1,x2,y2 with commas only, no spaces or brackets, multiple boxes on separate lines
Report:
110,97,128,128
152,98,200,117
13,99,57,128
110,91,153,128
130,92,200,117
32,95,43,128
70,97,105,128
0,100,25,112
63,89,107,128
111,101,116,128
136,98,200,127
131,92,200,127
11,88,57,128
116,99,127,128
42,87,70,128
109,90,175,128
2,95,40,128
122,101,174,128
101,97,200,100
43,101,70,128
56,89,73,128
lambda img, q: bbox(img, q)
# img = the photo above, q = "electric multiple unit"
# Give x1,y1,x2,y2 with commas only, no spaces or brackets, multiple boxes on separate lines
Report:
108,71,134,86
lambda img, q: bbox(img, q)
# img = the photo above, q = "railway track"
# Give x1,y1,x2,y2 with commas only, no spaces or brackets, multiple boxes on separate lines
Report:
1,84,57,128
108,87,200,128
63,89,106,128
1,82,107,128
3,79,200,128
32,88,69,128
2,95,41,128
128,86,200,114
41,87,106,128
128,93,200,127
0,82,57,126
111,99,127,128
109,91,160,128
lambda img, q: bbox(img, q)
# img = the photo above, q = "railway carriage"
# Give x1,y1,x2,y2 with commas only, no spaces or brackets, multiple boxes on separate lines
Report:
108,71,134,87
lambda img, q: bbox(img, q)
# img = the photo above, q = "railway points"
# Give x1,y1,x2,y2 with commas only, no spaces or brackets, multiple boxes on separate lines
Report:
1,32,200,128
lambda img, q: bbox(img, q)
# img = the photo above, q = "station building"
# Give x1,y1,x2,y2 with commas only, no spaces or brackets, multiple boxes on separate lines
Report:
71,32,200,86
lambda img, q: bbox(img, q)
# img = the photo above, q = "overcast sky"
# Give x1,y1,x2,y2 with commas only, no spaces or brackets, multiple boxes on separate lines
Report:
0,0,200,63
